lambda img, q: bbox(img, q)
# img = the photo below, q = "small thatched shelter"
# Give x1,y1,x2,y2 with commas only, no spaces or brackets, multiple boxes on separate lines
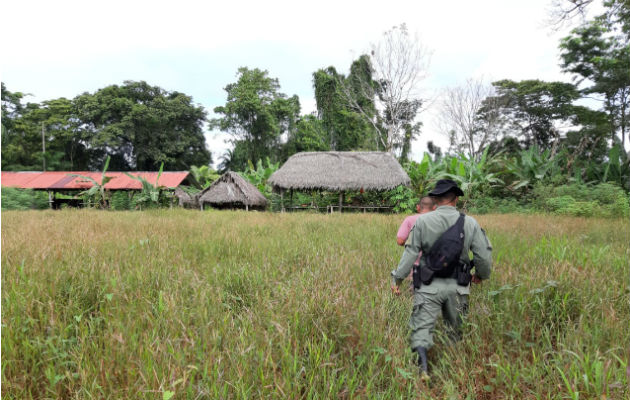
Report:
174,187,199,209
198,171,268,211
268,151,410,211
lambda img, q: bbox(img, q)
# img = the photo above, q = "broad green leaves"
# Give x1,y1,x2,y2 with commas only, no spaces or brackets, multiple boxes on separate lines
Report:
241,157,280,196
189,165,220,189
124,162,169,209
504,146,561,190
404,148,503,209
69,156,113,208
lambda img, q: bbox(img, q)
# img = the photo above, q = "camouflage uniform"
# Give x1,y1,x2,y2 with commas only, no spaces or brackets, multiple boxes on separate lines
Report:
391,205,493,349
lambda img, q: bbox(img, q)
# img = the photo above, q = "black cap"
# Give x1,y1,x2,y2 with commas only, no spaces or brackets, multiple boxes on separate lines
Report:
429,179,464,197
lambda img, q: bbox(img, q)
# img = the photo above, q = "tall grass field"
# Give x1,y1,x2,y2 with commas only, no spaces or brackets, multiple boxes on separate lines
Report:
2,210,629,399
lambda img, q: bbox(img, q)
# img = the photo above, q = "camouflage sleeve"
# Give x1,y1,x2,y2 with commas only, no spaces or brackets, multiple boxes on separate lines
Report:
471,224,493,280
391,223,422,285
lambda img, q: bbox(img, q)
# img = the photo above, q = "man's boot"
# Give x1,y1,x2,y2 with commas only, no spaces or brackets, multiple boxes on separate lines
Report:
414,346,430,380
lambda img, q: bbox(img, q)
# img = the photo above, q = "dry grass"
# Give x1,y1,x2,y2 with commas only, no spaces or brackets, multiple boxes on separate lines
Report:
1,210,629,399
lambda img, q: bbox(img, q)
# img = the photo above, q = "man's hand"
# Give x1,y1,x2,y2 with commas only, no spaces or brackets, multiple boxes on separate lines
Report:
471,275,482,284
391,285,401,296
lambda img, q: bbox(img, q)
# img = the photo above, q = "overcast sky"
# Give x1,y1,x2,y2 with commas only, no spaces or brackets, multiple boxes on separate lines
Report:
2,0,591,166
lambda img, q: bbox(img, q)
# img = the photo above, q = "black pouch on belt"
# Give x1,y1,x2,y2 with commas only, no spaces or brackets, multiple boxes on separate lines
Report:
412,252,423,289
456,260,473,286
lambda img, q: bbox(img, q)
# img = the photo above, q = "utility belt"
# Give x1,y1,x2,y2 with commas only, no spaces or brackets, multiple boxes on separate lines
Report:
412,260,474,289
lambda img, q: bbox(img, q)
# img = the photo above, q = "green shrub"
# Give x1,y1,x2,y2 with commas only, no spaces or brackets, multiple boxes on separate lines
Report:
545,197,598,217
385,186,417,213
545,195,578,214
535,183,629,217
468,196,529,214
612,190,630,217
110,191,132,210
1,187,49,210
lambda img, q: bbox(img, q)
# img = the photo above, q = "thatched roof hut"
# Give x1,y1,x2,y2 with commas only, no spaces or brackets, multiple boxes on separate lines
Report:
174,187,199,208
198,171,268,210
269,151,410,191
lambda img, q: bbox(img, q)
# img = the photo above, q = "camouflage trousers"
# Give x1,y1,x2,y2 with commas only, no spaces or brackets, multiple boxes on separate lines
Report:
409,278,470,350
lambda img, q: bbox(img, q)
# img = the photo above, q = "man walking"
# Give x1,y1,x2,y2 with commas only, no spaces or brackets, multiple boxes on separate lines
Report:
390,179,493,378
396,197,436,246
391,197,436,295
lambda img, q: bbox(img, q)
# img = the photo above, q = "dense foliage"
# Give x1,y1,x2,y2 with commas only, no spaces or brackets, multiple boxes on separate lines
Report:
1,81,211,171
0,187,49,210
211,68,301,172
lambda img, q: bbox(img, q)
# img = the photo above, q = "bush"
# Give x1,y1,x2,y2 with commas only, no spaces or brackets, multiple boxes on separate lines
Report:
110,191,133,210
385,186,417,213
545,196,598,217
466,182,629,217
534,183,629,217
1,187,49,210
468,197,530,215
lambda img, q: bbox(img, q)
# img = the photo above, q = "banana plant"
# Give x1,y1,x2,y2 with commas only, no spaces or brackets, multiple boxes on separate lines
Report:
124,162,168,208
442,148,503,208
241,157,279,196
504,146,560,190
69,156,113,208
189,165,220,189
601,144,630,188
405,152,449,195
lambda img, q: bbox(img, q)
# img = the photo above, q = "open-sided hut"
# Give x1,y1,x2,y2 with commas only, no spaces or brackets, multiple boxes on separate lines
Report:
198,171,268,211
1,170,190,209
268,151,410,211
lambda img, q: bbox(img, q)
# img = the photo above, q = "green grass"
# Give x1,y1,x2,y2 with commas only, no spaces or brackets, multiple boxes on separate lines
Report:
2,210,629,399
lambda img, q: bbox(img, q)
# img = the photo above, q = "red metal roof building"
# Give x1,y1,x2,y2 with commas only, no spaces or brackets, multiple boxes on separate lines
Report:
1,171,190,190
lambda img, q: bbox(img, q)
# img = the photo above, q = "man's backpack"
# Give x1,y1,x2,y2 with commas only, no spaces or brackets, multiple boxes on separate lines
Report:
413,213,466,287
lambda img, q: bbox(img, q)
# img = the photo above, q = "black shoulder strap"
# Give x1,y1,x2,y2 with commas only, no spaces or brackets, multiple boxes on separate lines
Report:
457,212,465,231
427,212,465,254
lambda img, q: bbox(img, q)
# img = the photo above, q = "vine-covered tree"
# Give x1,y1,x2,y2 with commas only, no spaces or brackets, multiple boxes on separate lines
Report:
283,114,330,156
312,61,379,151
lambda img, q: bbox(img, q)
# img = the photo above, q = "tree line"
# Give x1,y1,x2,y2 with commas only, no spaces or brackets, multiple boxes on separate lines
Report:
1,81,211,171
2,0,628,192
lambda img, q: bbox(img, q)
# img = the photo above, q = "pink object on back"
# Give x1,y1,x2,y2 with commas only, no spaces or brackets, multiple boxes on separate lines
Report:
397,214,421,242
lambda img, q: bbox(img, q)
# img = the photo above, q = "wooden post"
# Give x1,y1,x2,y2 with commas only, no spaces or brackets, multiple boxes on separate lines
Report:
338,191,343,213
48,191,53,209
42,122,46,171
289,189,293,209
280,190,285,212
246,204,249,211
